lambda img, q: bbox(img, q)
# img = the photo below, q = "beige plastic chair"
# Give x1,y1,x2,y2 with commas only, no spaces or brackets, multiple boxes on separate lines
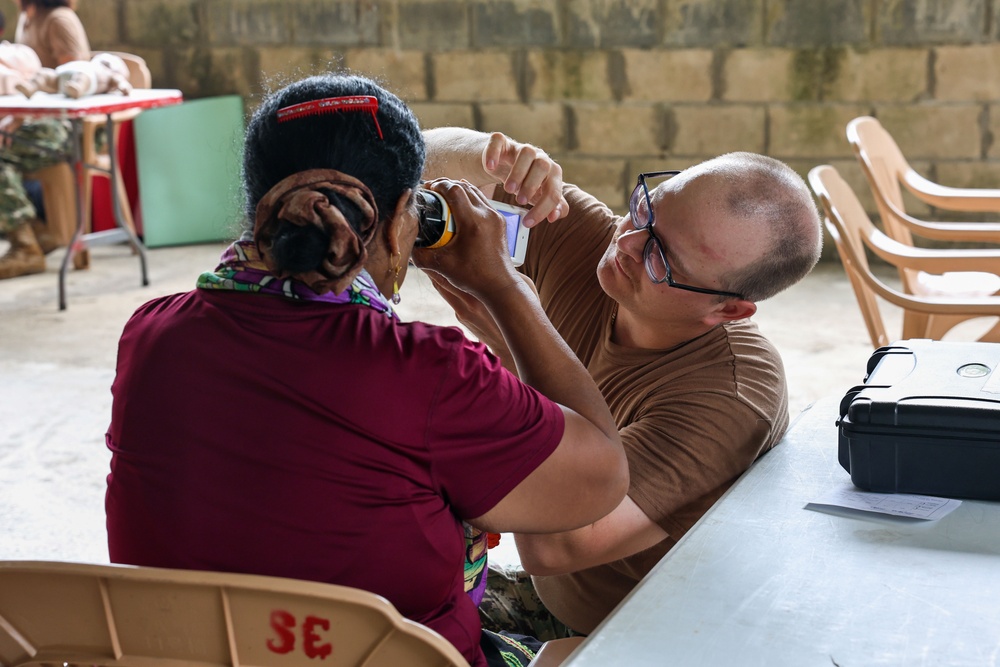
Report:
0,560,469,667
24,161,76,246
79,52,152,240
25,52,152,266
808,165,1000,347
846,115,1000,301
0,561,581,667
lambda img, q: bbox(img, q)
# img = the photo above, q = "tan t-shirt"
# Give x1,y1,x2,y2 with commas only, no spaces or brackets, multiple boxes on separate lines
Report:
15,6,90,69
512,185,790,634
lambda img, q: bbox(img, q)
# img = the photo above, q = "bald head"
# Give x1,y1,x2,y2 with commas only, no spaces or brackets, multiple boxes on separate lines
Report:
682,152,822,302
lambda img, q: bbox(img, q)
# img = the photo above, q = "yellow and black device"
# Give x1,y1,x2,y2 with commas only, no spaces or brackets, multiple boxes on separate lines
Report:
414,188,455,249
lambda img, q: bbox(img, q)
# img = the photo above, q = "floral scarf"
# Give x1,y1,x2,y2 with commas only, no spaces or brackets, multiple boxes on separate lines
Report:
196,240,397,319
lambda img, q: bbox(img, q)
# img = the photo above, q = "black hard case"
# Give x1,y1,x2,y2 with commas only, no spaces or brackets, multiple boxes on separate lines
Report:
838,339,1000,500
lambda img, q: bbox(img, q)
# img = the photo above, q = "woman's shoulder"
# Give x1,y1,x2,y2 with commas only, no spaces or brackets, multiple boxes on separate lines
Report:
39,7,89,53
32,6,78,33
390,317,486,365
43,7,83,24
126,290,201,324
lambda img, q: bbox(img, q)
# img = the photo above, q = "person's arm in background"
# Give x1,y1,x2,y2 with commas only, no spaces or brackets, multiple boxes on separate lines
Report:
423,127,568,228
413,179,628,534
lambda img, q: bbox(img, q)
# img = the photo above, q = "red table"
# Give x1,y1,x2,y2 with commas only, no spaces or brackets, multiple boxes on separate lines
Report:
0,89,183,309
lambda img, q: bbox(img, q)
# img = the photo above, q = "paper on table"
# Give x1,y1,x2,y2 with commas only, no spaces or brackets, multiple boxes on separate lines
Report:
806,483,962,521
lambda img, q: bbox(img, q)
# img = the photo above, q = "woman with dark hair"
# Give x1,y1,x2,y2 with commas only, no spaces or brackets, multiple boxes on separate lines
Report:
105,74,627,667
15,0,88,71
0,0,89,279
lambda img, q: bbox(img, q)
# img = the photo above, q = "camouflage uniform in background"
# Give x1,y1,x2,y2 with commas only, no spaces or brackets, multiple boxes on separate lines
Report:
0,118,69,234
479,562,582,643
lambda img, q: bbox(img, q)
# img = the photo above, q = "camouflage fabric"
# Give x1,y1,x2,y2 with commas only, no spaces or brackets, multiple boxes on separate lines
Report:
479,629,542,667
479,562,581,642
0,119,70,233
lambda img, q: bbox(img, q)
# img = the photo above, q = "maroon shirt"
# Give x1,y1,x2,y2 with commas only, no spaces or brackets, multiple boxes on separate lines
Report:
106,289,563,666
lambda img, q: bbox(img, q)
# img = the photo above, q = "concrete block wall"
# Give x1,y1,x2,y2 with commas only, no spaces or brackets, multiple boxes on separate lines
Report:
3,0,998,258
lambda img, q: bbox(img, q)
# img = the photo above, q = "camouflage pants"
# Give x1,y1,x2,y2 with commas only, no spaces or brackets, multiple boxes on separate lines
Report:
478,562,581,642
0,118,70,234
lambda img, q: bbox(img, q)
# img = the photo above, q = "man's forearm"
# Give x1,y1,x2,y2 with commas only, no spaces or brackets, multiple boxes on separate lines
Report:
514,495,670,576
422,127,497,193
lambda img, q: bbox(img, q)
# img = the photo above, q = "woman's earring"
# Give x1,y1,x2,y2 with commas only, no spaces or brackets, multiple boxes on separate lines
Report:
392,255,402,305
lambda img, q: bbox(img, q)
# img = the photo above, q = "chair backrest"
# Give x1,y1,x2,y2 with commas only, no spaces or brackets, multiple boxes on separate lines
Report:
846,116,922,291
80,52,152,158
849,114,1000,224
0,561,470,667
93,51,152,89
811,164,1000,346
808,165,891,347
847,116,913,241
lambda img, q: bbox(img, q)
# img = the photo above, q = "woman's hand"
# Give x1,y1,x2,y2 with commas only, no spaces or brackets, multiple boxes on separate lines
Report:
411,178,521,301
481,132,568,227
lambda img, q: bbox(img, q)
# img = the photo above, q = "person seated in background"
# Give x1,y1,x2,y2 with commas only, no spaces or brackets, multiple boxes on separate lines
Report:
420,128,824,639
104,73,628,667
0,0,89,279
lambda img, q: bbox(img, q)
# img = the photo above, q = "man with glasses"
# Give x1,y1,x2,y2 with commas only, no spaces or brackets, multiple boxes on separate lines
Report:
419,128,823,639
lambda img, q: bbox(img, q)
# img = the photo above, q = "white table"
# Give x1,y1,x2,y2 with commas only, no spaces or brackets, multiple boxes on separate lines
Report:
566,397,1000,666
0,89,183,309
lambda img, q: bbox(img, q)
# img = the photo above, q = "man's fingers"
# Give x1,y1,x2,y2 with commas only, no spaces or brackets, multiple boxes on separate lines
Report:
529,191,570,225
545,193,570,223
517,159,554,202
502,145,545,200
483,132,513,175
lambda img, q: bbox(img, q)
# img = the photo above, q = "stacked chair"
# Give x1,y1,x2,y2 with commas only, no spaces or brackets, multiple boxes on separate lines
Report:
808,116,1000,347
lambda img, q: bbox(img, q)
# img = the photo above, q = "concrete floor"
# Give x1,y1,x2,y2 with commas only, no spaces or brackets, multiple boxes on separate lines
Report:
0,241,899,563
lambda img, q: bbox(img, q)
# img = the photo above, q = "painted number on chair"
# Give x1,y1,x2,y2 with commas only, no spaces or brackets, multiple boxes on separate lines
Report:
267,610,333,659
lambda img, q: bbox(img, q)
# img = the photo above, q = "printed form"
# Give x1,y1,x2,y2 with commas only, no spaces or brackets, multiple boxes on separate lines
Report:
806,483,962,521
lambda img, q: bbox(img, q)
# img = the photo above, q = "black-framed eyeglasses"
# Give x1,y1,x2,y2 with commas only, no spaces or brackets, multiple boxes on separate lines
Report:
630,171,744,300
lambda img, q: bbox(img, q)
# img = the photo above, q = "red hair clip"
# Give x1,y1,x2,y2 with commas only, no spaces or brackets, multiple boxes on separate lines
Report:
276,95,384,140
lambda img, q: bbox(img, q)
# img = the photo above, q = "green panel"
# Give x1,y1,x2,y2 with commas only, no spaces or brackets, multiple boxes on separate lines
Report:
134,95,245,248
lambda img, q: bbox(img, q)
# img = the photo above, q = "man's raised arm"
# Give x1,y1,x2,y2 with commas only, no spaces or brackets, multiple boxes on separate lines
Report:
423,128,568,227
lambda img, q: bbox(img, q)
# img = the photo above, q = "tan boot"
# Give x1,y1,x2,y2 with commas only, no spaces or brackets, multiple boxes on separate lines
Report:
30,218,62,255
0,223,46,280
